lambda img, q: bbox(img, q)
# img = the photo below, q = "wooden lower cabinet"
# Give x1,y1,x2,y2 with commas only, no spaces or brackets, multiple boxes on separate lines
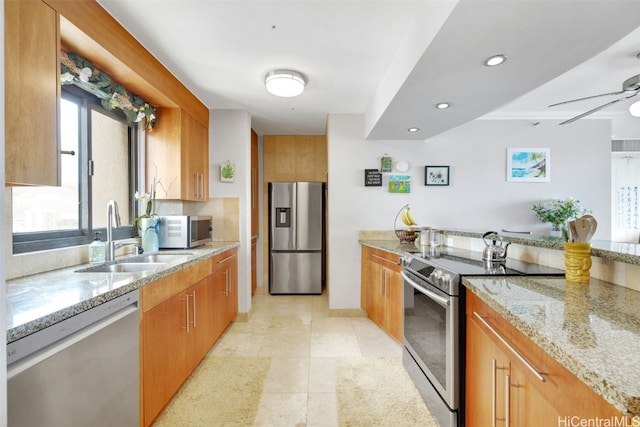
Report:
140,248,238,426
361,246,403,343
466,292,624,427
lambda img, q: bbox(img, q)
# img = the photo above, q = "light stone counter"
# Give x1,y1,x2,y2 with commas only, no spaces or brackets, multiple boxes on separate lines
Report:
463,275,640,417
6,241,239,344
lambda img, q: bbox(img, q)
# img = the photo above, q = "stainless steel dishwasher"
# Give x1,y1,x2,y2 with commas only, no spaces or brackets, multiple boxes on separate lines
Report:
7,290,139,427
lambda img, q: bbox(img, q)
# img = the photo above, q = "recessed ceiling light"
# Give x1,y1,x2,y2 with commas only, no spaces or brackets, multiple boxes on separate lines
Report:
629,100,640,117
435,102,450,109
264,69,306,97
408,127,420,132
484,54,507,67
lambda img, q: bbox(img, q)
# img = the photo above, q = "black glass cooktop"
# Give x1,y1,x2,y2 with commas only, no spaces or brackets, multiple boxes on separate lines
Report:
404,245,565,277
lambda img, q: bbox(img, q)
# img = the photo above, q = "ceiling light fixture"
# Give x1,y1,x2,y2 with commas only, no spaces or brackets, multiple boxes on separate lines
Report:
408,127,420,132
436,102,450,109
265,69,306,97
629,100,640,117
484,54,507,67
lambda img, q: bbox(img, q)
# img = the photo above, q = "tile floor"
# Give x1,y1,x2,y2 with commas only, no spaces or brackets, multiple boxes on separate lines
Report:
205,286,416,426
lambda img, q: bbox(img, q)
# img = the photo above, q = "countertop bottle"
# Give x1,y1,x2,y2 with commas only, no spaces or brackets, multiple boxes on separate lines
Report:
89,232,106,263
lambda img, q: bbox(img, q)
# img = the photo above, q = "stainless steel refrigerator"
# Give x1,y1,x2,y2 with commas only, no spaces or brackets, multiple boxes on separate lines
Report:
269,182,325,294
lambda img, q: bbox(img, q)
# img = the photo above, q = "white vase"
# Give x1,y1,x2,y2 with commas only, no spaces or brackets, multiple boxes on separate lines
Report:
139,217,159,253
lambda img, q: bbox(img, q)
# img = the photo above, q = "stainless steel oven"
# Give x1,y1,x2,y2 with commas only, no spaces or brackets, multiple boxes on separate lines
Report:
401,258,461,427
401,247,565,427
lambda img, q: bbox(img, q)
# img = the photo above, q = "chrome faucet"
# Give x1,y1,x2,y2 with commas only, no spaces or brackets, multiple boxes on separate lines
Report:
106,200,121,262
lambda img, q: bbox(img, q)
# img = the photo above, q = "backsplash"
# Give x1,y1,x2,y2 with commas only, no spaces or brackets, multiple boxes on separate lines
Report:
4,192,239,280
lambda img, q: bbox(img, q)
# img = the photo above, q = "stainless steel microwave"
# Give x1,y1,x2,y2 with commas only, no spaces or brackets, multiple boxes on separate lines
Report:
158,215,212,249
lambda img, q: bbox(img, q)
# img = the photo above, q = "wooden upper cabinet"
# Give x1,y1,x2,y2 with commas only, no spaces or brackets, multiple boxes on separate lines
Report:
146,108,209,201
5,0,61,186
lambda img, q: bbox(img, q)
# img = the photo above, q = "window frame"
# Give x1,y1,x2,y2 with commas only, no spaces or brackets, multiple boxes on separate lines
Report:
12,87,140,254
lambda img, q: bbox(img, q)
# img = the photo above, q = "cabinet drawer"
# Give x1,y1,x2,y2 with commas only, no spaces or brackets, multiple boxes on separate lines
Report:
366,246,402,272
211,248,238,273
141,259,211,312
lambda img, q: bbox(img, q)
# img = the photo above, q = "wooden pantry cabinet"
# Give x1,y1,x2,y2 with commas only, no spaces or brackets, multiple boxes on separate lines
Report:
146,107,209,201
466,292,625,427
361,246,403,343
5,0,60,186
140,248,238,426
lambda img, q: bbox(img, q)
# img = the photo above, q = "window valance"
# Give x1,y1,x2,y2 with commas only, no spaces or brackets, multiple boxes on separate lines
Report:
61,51,156,130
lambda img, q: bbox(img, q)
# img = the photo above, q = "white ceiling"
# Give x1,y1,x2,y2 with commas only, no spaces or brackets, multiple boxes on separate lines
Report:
97,0,640,140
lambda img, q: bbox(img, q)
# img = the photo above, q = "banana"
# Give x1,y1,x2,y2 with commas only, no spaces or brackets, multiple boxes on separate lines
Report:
405,208,418,226
401,207,418,226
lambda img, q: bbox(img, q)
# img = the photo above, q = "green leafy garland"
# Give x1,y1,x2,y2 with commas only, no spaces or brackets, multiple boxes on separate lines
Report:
60,51,156,130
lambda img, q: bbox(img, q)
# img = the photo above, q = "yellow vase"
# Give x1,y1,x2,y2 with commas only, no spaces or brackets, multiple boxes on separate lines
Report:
564,242,592,283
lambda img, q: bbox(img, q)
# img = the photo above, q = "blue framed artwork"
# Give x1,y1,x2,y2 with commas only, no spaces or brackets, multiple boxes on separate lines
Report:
507,147,550,182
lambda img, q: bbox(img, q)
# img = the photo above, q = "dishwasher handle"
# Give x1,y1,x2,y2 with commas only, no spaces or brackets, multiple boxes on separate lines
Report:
8,303,138,379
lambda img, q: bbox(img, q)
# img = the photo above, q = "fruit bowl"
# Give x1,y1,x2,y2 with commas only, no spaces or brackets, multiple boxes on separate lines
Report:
395,229,419,243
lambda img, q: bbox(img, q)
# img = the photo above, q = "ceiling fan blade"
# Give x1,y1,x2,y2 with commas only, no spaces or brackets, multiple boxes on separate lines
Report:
548,90,628,107
559,92,638,125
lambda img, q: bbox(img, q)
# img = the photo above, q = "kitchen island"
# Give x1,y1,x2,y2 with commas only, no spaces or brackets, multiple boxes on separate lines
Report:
360,238,640,418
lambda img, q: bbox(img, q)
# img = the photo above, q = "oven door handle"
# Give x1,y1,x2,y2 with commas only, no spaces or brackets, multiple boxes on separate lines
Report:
401,271,450,307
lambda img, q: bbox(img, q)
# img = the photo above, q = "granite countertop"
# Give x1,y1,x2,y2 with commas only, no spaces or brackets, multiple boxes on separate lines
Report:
6,241,239,344
464,275,640,417
360,239,640,416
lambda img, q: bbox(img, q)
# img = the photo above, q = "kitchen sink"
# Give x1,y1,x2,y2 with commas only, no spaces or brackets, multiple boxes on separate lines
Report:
125,254,191,264
77,262,166,273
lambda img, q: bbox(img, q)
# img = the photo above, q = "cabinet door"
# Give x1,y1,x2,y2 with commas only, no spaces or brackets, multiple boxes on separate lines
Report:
466,315,510,427
251,129,259,237
182,112,208,201
509,362,560,427
186,276,215,372
5,0,60,186
385,267,403,343
141,292,189,426
146,108,208,201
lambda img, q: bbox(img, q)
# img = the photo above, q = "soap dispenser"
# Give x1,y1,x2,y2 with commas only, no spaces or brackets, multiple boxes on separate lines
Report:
89,232,106,263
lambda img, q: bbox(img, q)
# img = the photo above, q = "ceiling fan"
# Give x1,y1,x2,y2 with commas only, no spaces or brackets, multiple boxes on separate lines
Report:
548,74,640,125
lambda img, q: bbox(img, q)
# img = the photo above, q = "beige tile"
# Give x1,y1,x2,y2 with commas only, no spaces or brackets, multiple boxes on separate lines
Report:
307,393,337,427
210,331,265,356
311,317,355,335
263,357,309,393
308,358,337,393
258,332,311,358
268,316,312,333
254,392,308,427
310,333,361,358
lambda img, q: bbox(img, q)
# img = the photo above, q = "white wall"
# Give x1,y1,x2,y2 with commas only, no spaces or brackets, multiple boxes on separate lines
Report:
327,114,611,309
1,0,7,422
209,109,253,313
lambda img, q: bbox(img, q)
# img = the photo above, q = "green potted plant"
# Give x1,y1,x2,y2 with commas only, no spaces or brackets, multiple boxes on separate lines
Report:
532,197,588,241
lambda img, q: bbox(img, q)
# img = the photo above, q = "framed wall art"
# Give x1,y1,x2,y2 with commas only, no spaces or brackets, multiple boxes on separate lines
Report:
506,147,550,182
425,166,449,186
388,175,411,193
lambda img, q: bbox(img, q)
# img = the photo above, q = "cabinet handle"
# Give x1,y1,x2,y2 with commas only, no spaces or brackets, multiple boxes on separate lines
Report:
474,312,546,382
371,253,400,266
183,294,190,334
192,291,197,328
217,254,237,264
505,374,510,427
491,359,497,427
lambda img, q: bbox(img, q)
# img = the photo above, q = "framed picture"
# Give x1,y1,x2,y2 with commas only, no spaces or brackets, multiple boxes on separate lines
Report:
388,175,411,193
425,166,449,186
507,147,550,182
220,162,236,182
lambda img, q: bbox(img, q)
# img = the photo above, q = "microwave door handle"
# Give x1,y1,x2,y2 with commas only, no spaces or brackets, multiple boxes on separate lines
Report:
401,271,450,307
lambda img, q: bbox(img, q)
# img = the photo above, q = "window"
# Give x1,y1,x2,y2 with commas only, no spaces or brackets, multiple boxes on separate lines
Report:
12,87,140,253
